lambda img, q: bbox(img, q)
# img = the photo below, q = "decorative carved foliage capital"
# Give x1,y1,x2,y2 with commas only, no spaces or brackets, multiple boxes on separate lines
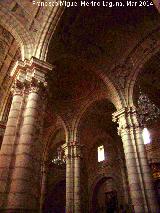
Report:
28,77,47,94
11,80,24,96
11,77,48,101
10,57,52,99
112,106,142,136
26,78,48,97
64,142,83,158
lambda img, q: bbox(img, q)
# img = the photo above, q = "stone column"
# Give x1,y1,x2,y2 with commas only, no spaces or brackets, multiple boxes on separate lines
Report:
6,79,46,212
132,112,159,212
120,158,130,205
113,108,145,212
64,143,82,213
64,144,74,213
0,58,53,212
73,144,81,213
113,107,159,213
0,80,24,211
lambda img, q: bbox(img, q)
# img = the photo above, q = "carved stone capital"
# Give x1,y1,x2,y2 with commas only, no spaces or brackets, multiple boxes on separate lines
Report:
10,57,53,97
112,106,142,136
11,80,24,96
28,78,47,94
63,143,83,158
11,57,53,79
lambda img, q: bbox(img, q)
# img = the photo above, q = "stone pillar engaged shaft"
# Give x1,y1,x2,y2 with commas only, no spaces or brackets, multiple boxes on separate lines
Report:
73,145,81,213
113,107,159,213
120,125,145,212
134,125,159,212
0,81,24,211
7,80,46,212
0,57,53,212
65,144,73,213
64,143,82,213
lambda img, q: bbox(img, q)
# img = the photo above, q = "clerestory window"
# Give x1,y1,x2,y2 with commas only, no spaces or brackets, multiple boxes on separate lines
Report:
142,128,151,144
98,145,105,162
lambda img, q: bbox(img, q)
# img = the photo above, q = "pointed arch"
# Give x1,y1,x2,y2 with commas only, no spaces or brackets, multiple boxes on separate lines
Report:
125,27,160,106
71,75,123,143
42,115,70,162
34,5,65,60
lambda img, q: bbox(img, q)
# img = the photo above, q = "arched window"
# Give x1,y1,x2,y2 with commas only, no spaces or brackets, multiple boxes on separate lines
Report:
98,145,105,162
142,128,151,144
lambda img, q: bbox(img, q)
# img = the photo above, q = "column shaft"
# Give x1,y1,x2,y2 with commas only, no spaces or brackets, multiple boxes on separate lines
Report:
135,127,159,212
66,154,72,212
0,57,52,212
121,128,145,212
65,144,81,213
0,88,24,210
120,160,130,205
113,107,160,213
7,90,42,212
74,146,81,213
65,145,74,213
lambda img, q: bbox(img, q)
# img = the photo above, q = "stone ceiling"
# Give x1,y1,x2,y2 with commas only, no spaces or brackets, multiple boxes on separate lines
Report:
79,100,119,145
46,3,160,118
0,0,46,36
0,0,64,59
47,3,160,72
0,25,21,113
46,3,160,111
134,51,160,107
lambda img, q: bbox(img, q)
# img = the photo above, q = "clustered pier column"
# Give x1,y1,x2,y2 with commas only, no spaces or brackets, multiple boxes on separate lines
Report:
65,143,74,213
113,107,159,213
64,142,82,213
0,57,53,212
132,113,159,212
73,144,81,213
0,81,24,210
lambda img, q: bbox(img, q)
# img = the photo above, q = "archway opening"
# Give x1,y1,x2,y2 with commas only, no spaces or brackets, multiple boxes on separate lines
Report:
43,128,66,213
78,99,128,212
44,180,66,213
92,177,118,213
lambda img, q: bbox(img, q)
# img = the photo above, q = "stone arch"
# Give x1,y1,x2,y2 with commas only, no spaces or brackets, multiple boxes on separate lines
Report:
43,117,69,162
0,6,35,60
125,27,160,106
89,175,116,212
34,6,65,61
94,68,126,108
72,90,121,143
57,54,126,108
58,57,125,142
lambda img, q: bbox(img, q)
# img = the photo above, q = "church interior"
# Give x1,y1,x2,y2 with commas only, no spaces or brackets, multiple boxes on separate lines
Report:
0,0,160,212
